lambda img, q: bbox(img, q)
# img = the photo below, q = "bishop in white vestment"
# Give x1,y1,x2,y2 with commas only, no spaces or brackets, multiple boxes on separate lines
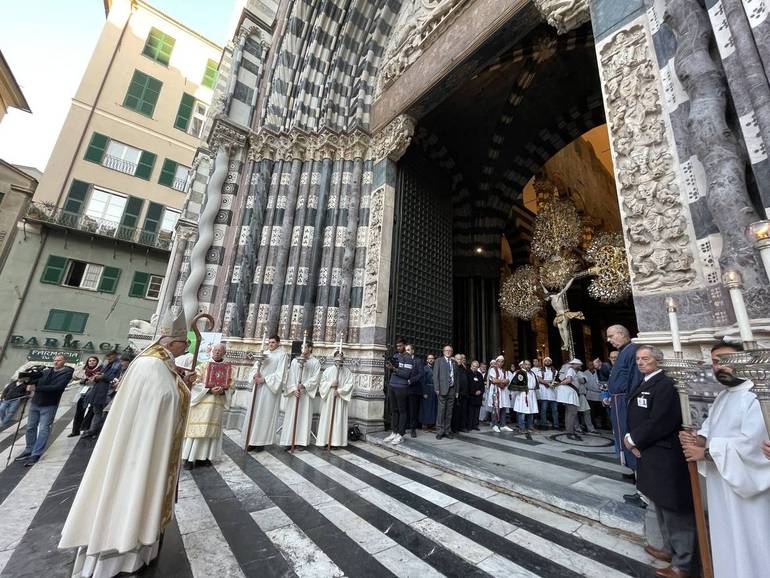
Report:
279,341,321,448
181,343,234,465
681,342,770,578
59,309,191,578
244,335,289,448
316,351,355,448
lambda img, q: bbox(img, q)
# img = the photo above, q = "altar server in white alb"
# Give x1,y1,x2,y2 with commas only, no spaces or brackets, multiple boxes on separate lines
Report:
513,360,538,432
680,341,770,578
181,343,234,467
557,358,582,440
280,340,321,448
245,335,289,449
59,308,191,577
316,350,355,448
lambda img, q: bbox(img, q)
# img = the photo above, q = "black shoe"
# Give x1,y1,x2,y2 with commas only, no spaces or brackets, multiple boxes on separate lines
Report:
572,434,583,441
472,427,480,431
623,493,647,508
622,473,636,482
445,433,454,439
183,461,194,470
436,434,443,440
24,456,40,467
410,429,417,438
14,452,31,462
81,432,94,439
67,432,80,438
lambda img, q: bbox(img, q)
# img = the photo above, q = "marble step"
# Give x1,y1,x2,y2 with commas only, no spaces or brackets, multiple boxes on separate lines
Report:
364,428,646,538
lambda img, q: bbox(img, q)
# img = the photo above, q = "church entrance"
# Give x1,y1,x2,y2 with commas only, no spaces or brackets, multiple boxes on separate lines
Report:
387,22,638,368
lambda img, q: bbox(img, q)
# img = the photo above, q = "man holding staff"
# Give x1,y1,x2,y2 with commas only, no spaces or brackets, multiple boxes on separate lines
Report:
279,339,321,449
316,349,354,448
679,341,770,578
245,335,289,450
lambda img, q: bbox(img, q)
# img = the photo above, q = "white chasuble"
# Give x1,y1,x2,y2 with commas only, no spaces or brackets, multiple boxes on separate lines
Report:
59,343,189,578
697,381,770,578
181,360,234,462
315,364,355,447
244,348,289,446
513,372,539,415
279,356,321,447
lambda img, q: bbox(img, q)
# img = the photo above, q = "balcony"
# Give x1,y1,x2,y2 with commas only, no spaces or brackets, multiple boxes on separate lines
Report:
25,202,172,251
171,176,187,192
102,154,138,176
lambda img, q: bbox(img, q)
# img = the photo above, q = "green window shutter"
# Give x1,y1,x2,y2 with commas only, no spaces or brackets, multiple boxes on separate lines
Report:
142,28,175,65
41,255,68,285
98,266,121,294
84,132,108,163
45,309,69,331
202,59,218,89
174,93,195,131
123,70,162,117
70,312,89,333
135,150,156,180
159,159,178,187
120,197,143,229
129,271,150,298
143,202,164,233
63,180,90,215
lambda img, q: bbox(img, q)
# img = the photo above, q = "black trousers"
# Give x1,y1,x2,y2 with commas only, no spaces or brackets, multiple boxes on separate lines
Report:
388,387,409,435
407,393,420,431
469,403,481,429
71,396,93,435
454,396,470,431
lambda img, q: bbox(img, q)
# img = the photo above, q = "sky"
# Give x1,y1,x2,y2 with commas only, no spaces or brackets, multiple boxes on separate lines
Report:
0,0,236,172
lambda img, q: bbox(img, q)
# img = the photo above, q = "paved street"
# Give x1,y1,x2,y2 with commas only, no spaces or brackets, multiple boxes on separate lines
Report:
0,393,661,578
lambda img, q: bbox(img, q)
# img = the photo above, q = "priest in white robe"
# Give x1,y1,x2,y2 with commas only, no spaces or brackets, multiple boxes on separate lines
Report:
316,350,355,448
59,308,191,578
181,343,234,466
680,341,770,578
279,340,321,448
244,334,289,449
485,356,512,432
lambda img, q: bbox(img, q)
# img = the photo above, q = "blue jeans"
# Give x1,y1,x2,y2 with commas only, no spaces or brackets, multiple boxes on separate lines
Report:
25,403,58,458
539,400,559,428
491,407,507,427
0,398,22,428
517,412,534,430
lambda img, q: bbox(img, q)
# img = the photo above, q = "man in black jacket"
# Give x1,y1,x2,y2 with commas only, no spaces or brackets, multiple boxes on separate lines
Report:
452,354,471,433
17,354,74,466
468,360,485,430
384,338,420,445
405,344,423,438
623,345,694,578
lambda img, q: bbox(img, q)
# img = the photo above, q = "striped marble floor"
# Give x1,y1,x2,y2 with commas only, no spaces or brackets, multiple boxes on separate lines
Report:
0,406,661,578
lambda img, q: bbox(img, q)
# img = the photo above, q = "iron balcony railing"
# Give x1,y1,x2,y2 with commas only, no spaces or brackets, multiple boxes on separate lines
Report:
102,154,138,176
171,177,187,192
25,202,172,251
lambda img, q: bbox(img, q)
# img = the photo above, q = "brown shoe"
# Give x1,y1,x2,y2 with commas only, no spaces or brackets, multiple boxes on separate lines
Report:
655,566,689,578
645,544,672,563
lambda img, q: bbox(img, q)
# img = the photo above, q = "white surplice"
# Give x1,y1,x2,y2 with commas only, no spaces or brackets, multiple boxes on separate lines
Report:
556,367,580,406
538,367,557,401
513,371,539,414
59,343,189,578
315,364,355,447
181,360,234,462
279,356,321,447
244,348,289,446
697,381,770,578
484,368,511,408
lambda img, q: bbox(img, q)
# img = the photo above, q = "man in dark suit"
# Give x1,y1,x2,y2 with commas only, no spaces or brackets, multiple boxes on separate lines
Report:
624,345,695,578
452,354,472,433
468,360,485,430
433,344,457,439
405,344,423,438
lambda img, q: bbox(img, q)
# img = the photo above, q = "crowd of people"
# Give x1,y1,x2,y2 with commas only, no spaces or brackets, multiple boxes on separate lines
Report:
383,337,615,446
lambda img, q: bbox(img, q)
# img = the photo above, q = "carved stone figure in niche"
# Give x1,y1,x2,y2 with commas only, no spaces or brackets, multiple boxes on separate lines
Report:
533,0,590,34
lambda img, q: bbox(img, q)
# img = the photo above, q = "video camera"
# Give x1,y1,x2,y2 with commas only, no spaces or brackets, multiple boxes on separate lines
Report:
16,365,48,383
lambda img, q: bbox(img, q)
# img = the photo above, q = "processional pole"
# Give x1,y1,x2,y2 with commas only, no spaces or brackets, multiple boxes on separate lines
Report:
244,328,267,451
290,330,308,453
327,334,343,451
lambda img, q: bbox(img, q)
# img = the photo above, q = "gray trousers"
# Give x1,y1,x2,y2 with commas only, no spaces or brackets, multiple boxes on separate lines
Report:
436,389,455,435
564,404,578,433
654,501,696,572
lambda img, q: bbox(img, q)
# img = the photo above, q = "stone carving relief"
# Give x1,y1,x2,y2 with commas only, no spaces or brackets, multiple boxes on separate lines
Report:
600,25,697,293
378,0,469,92
362,188,386,327
210,119,249,153
369,115,416,162
532,0,590,34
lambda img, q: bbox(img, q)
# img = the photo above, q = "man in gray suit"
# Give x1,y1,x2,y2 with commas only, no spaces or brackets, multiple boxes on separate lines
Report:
434,344,457,439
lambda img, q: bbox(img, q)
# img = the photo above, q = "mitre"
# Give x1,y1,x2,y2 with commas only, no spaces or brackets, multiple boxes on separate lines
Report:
157,307,188,340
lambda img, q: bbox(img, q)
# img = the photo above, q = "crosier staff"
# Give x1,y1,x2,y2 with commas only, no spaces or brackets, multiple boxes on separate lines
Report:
244,328,267,451
327,335,343,451
289,331,308,453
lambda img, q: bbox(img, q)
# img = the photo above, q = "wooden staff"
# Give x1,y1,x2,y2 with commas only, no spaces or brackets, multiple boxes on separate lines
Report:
676,379,714,578
290,331,308,453
244,328,267,451
327,347,343,451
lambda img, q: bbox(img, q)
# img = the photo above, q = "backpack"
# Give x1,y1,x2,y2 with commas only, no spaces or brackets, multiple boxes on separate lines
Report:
348,424,362,442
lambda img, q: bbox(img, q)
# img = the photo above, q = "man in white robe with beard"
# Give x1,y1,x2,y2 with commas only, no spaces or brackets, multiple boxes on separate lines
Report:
181,343,234,467
279,340,321,448
245,335,289,450
59,308,191,577
680,341,770,578
316,350,355,448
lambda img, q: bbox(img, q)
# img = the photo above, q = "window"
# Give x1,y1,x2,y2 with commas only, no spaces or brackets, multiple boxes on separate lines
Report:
158,159,188,191
160,208,180,238
103,140,142,175
129,271,164,299
123,70,162,117
45,309,89,334
142,27,175,65
85,188,127,227
175,94,207,137
41,256,121,294
84,133,156,179
63,260,104,290
202,59,218,89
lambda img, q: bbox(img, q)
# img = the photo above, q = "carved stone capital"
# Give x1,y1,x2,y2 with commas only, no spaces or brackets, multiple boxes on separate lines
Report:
249,129,278,161
532,0,590,34
368,115,415,162
210,119,249,154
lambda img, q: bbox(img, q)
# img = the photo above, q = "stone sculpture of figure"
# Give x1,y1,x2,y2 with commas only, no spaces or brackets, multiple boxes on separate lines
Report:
542,276,585,355
533,0,590,34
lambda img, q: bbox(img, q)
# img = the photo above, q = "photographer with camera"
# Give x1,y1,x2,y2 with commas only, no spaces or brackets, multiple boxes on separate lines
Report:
0,362,45,429
16,353,74,466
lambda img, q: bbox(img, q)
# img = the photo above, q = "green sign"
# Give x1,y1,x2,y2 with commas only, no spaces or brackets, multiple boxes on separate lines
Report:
27,349,80,363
